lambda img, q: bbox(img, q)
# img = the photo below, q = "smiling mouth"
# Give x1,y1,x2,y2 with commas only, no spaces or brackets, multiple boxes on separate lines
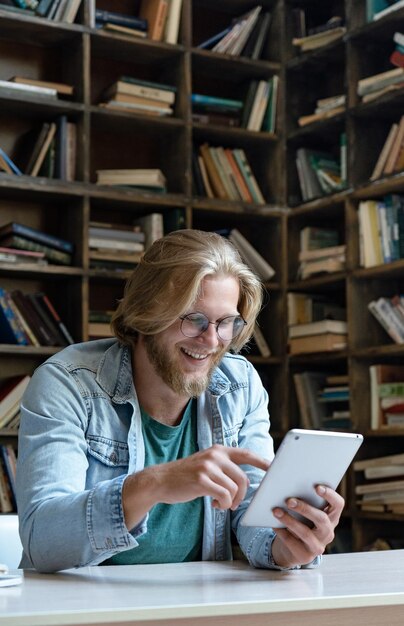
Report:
181,347,211,360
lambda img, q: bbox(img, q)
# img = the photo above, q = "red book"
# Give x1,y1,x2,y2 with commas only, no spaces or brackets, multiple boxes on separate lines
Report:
390,50,404,69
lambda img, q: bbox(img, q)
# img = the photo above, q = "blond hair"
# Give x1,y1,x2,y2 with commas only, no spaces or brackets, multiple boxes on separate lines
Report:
111,229,263,352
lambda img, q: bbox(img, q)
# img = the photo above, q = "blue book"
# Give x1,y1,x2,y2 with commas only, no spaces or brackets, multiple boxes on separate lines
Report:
197,27,232,50
0,147,22,176
0,287,29,345
119,76,177,93
95,9,147,31
0,222,74,254
191,94,243,109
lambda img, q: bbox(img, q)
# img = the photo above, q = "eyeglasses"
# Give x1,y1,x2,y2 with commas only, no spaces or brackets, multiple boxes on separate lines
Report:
179,312,247,341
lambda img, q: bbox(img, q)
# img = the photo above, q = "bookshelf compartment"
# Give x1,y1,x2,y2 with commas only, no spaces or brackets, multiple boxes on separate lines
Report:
89,114,188,194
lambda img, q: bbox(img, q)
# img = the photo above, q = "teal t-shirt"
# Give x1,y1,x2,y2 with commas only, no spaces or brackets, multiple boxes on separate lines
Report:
105,399,204,564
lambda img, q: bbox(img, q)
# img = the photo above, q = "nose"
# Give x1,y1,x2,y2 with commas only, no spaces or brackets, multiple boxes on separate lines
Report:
199,322,220,345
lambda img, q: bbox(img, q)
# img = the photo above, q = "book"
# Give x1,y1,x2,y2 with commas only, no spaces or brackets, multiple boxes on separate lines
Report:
95,9,147,31
89,226,145,243
132,213,164,249
299,256,345,279
96,168,166,189
0,79,57,98
88,322,113,337
289,332,347,355
36,293,74,344
103,79,176,105
252,323,271,357
27,122,57,177
0,221,73,253
228,228,275,282
293,371,327,428
369,364,404,429
232,148,265,204
164,0,183,44
191,93,243,111
292,27,346,52
9,76,73,96
298,244,346,262
244,11,271,60
0,234,72,265
357,67,404,96
0,147,22,176
99,100,173,117
0,288,30,345
0,375,30,422
372,0,404,19
390,49,404,69
198,143,227,200
370,122,400,180
383,116,404,175
289,319,347,339
100,22,147,38
246,80,270,132
139,0,168,41
89,237,144,253
368,298,404,344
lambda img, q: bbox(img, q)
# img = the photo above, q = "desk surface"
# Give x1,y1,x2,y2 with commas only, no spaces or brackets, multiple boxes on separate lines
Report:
1,550,404,626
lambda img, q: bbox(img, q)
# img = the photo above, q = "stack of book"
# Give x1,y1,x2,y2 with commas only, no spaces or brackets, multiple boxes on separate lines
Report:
197,6,265,58
0,222,73,266
390,31,404,68
358,195,404,267
292,16,346,52
96,168,167,193
357,66,404,103
370,116,404,180
367,0,404,21
132,213,164,250
298,226,345,279
89,222,145,271
95,8,148,38
296,146,345,202
0,246,47,267
293,371,350,430
369,363,404,430
191,93,243,128
0,375,30,434
368,295,404,345
288,319,348,355
298,94,346,127
0,286,74,347
194,143,265,204
241,76,279,133
0,442,18,513
88,310,114,339
100,76,176,118
354,451,404,514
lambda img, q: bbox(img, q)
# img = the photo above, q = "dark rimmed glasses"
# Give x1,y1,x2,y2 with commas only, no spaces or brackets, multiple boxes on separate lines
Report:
179,312,247,341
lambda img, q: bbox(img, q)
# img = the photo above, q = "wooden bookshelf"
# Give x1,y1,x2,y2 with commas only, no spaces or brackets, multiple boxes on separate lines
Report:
0,0,403,554
285,0,404,553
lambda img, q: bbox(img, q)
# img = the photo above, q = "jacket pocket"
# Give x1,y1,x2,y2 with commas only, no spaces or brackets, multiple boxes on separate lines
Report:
87,435,129,467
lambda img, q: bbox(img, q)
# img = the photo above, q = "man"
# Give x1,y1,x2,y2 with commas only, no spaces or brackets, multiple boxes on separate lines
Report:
16,229,343,572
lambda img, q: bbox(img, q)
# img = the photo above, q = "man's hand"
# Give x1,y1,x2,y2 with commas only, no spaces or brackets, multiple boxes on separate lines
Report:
123,444,270,530
270,485,345,568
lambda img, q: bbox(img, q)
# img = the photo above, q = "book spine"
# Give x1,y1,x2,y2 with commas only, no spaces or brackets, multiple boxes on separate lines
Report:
0,288,28,345
40,294,74,344
27,293,62,346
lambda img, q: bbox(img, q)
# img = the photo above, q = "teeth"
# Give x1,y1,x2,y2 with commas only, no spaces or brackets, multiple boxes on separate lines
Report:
182,347,209,360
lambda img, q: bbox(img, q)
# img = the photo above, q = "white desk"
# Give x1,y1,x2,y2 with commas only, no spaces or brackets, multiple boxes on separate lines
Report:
1,550,404,626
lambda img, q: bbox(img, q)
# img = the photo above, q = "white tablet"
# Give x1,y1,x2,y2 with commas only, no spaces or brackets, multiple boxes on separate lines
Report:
241,429,363,528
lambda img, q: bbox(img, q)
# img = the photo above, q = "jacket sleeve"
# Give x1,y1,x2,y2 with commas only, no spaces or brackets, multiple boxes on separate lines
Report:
16,362,143,573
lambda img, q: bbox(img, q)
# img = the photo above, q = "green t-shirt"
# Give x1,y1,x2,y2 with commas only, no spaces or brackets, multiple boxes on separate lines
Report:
105,399,204,565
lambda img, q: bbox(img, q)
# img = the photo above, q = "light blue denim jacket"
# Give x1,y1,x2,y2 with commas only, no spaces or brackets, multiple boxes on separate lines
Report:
16,339,318,573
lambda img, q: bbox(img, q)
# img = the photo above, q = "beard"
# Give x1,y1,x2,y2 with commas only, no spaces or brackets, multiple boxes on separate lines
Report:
143,334,226,397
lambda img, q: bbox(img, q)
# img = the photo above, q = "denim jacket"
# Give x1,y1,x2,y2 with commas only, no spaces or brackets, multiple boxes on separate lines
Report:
16,339,317,573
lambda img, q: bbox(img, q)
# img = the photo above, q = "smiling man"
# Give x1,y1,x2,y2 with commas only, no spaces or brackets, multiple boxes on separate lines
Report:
16,229,344,573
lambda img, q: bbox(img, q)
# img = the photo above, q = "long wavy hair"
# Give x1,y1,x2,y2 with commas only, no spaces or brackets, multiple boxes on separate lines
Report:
111,229,263,352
